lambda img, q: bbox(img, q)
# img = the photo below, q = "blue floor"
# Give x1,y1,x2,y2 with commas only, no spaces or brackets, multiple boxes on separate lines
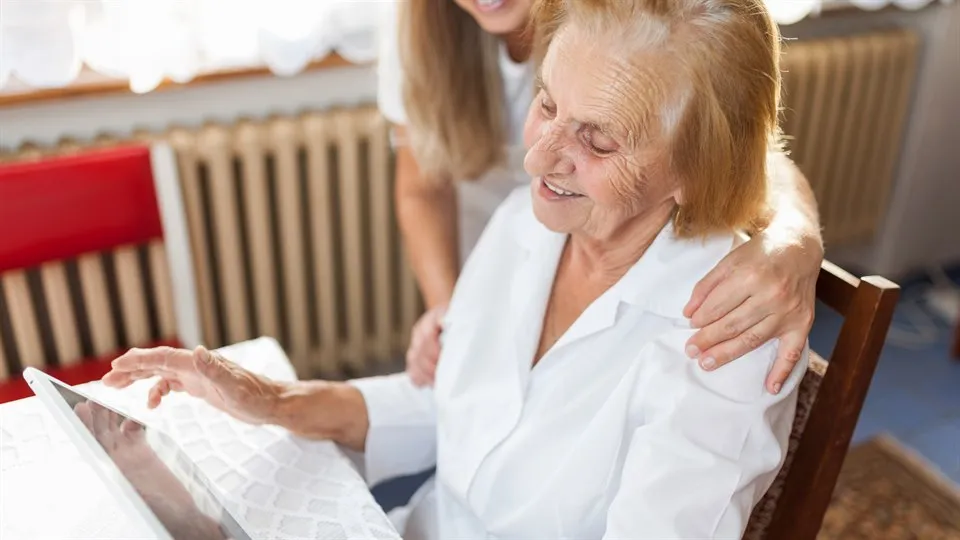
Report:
810,267,960,485
373,267,960,512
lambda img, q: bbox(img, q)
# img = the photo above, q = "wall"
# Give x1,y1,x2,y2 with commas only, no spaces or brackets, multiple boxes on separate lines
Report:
0,64,378,149
784,3,960,278
872,1,960,278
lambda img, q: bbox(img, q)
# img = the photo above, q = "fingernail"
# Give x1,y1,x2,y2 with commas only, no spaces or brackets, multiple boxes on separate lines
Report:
772,382,782,394
700,357,716,370
685,345,701,359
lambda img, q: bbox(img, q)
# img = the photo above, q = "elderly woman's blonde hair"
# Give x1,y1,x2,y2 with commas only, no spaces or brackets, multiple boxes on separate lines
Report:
534,0,782,237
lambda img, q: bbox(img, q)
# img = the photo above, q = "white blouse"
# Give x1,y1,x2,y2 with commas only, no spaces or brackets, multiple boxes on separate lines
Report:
351,187,807,540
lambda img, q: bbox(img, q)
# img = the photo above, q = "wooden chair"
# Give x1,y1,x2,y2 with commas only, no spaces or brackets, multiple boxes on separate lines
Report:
744,260,900,540
0,143,200,402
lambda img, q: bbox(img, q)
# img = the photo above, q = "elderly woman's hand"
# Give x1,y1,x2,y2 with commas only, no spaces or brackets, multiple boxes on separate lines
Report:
683,233,821,393
102,346,281,425
405,304,447,387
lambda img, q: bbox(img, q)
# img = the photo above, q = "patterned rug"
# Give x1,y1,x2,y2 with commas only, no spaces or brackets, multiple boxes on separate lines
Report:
819,435,960,539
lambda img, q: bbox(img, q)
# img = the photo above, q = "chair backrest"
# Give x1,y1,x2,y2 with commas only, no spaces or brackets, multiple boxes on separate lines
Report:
744,260,900,539
0,144,198,398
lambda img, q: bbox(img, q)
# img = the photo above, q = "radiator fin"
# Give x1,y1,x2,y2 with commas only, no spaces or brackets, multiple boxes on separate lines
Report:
781,29,919,246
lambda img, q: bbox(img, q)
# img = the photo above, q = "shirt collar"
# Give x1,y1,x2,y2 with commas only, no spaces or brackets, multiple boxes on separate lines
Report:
510,199,735,321
613,221,736,319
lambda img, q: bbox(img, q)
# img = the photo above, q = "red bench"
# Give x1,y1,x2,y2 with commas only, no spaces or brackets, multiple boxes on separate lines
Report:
0,144,196,403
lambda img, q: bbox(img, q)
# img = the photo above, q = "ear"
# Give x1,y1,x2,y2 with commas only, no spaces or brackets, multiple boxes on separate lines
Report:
670,182,684,205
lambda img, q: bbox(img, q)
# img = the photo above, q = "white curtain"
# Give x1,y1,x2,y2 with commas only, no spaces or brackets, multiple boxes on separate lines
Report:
0,0,949,94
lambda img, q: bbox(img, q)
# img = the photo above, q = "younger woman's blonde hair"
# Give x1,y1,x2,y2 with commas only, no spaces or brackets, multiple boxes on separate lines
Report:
533,0,782,237
397,1,510,183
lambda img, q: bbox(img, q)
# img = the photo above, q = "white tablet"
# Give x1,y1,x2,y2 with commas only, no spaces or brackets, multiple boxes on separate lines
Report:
23,367,254,540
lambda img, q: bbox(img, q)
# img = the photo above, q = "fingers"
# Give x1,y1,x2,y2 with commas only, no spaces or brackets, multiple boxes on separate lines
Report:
408,352,438,387
405,309,443,387
684,261,729,319
422,353,438,381
109,347,193,378
406,333,439,387
407,360,432,387
765,331,807,394
685,298,766,361
120,419,146,447
75,402,93,430
688,277,751,329
104,346,202,392
102,369,164,389
120,419,144,436
90,402,118,449
148,379,173,409
91,401,110,435
694,315,778,372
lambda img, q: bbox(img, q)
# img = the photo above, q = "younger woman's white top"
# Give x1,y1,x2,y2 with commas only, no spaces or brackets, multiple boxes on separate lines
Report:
376,0,536,263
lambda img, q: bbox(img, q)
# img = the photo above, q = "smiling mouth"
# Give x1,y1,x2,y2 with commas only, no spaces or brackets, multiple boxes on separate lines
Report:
542,178,583,197
476,0,506,12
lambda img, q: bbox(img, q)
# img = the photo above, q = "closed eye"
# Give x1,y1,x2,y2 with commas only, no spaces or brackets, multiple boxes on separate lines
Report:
581,129,618,156
540,95,557,118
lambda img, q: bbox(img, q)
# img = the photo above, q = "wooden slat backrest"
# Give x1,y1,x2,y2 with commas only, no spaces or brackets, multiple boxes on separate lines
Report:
745,261,900,539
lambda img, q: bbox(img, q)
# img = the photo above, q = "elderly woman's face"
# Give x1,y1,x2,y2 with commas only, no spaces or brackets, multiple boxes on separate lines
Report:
523,23,682,239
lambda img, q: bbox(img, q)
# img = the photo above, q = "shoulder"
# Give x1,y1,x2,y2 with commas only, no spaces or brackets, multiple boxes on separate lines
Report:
641,329,788,405
618,225,739,322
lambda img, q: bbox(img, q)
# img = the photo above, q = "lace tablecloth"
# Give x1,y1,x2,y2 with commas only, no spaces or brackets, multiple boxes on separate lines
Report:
0,337,400,540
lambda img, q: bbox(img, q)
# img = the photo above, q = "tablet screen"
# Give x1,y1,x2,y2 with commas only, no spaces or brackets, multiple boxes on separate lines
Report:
50,379,252,540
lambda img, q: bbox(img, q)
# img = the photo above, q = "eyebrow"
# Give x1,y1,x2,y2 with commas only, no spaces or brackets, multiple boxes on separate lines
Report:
535,72,636,145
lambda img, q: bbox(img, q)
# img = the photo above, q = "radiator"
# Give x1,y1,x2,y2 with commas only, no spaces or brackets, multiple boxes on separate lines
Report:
779,29,919,246
166,106,422,378
0,241,178,377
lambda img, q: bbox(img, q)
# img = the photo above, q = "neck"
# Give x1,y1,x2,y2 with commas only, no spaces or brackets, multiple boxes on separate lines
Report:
502,25,533,63
566,203,676,284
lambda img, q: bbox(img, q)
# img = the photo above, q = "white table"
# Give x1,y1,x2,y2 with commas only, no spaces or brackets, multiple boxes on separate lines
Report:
0,337,400,540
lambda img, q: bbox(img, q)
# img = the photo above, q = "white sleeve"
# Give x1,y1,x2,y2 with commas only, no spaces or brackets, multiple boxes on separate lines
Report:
346,373,436,486
602,332,807,539
376,0,407,125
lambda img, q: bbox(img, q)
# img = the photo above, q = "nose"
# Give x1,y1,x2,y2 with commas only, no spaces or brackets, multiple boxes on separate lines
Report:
524,121,574,178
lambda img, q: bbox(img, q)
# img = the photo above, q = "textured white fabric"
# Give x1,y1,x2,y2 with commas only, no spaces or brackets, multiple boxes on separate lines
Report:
348,187,808,540
0,337,399,540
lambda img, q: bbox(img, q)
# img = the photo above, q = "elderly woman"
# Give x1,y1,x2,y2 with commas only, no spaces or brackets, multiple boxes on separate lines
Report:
104,0,807,538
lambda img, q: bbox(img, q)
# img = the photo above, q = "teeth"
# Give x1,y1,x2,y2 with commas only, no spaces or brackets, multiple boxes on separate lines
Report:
478,0,501,5
544,179,577,197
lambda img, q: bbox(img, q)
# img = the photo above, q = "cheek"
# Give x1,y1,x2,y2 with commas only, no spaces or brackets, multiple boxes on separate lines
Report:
453,0,474,14
578,159,643,208
515,0,535,11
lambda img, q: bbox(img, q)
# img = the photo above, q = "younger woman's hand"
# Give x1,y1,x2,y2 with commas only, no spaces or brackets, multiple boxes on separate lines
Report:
405,304,447,387
683,233,821,393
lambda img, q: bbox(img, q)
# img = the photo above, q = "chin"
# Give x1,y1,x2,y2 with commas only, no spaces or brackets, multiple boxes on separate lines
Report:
531,196,576,234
